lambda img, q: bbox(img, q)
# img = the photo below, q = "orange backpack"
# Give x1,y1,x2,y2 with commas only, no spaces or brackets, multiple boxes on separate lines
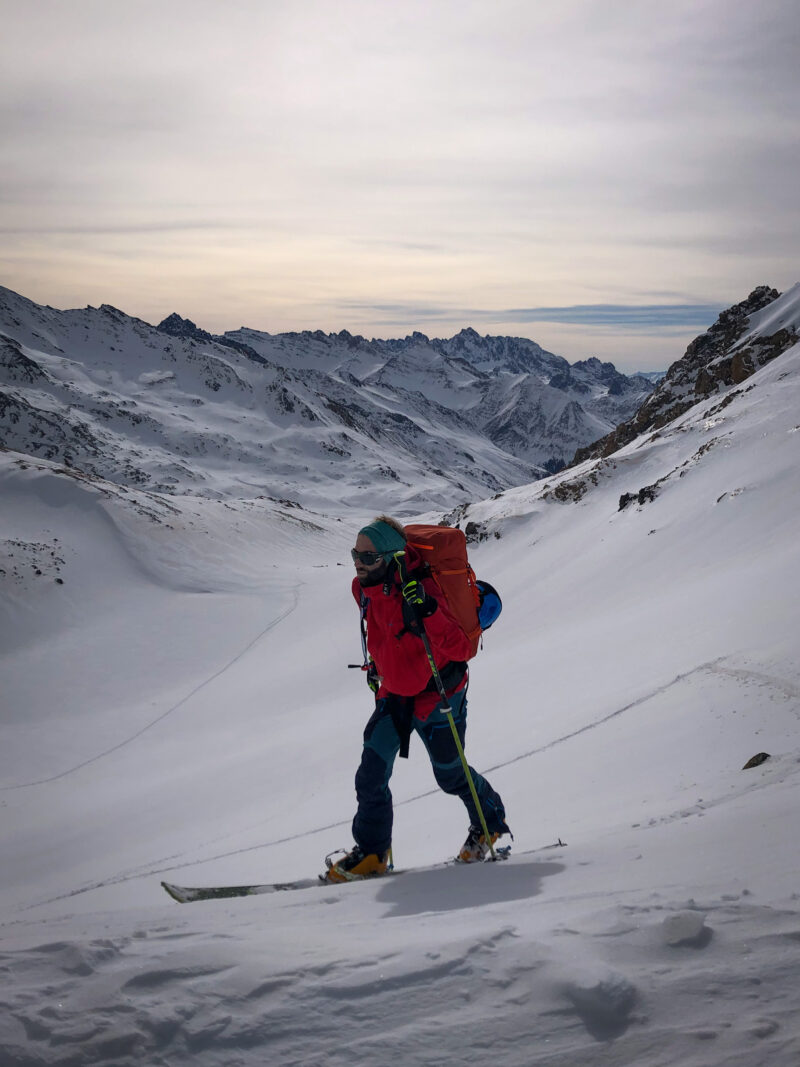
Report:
403,524,484,658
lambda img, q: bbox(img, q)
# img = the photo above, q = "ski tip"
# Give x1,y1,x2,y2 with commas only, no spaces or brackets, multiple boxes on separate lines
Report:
161,881,189,904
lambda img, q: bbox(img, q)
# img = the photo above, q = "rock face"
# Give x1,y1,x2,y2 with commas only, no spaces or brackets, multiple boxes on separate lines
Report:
157,312,214,343
0,286,651,510
572,286,797,465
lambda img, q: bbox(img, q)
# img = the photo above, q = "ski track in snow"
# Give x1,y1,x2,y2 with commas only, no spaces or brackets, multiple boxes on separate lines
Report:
16,654,796,915
707,664,800,708
9,665,720,907
0,586,302,792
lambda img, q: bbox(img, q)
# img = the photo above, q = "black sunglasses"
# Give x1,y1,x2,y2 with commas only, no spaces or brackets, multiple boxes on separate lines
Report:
351,549,386,566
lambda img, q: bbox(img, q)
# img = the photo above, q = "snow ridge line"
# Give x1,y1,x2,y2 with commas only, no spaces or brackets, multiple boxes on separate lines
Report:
479,658,730,774
707,664,800,709
0,587,301,792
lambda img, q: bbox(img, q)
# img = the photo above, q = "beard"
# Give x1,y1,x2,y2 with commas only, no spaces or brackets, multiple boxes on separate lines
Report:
358,561,388,587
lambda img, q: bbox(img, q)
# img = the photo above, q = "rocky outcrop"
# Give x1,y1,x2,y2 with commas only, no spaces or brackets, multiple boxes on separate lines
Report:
157,313,214,343
572,287,795,465
0,335,48,383
158,314,269,366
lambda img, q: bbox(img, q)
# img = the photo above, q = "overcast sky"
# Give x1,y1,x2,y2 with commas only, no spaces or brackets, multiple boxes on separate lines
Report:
1,0,798,370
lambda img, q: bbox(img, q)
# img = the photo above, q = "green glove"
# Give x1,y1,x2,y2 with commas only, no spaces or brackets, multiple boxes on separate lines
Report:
401,578,437,617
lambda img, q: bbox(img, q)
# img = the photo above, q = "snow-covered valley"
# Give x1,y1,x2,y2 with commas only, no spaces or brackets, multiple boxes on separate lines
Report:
1,287,800,1065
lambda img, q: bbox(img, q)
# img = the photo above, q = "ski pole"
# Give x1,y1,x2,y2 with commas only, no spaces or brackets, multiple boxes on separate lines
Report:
393,552,497,860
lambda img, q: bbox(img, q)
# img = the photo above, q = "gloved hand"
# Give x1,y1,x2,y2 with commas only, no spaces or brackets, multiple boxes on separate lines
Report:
401,578,437,618
366,660,380,693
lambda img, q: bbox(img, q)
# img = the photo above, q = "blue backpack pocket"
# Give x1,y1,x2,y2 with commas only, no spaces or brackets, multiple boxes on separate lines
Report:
476,580,502,630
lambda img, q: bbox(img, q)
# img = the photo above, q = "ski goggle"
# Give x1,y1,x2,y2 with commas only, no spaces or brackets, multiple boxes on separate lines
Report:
351,549,386,566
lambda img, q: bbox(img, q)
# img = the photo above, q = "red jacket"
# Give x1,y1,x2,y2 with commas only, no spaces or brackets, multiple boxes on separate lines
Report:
351,545,471,721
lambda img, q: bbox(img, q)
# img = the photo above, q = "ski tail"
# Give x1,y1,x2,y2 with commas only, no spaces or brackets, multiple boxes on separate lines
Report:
160,878,320,903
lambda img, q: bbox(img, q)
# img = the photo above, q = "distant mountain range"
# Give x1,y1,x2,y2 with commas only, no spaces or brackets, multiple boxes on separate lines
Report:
444,282,800,541
0,287,652,511
633,370,666,383
3,284,795,514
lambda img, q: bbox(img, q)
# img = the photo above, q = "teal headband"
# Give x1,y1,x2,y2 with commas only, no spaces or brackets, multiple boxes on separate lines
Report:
359,520,406,558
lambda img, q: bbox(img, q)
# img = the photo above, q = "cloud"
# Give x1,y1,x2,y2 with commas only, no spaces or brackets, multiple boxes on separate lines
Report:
0,221,249,237
0,0,797,361
342,301,723,331
500,305,724,328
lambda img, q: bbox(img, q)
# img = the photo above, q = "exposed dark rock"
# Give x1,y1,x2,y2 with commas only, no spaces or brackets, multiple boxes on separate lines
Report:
571,287,794,467
619,484,659,510
157,313,214,343
742,752,771,769
464,520,489,543
0,335,47,383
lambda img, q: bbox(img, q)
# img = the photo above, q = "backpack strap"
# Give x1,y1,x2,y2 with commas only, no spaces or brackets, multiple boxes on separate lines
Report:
423,659,467,694
358,590,369,667
384,694,415,759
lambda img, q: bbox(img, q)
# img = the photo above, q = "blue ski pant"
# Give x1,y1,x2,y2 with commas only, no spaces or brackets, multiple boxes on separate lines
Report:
352,688,507,855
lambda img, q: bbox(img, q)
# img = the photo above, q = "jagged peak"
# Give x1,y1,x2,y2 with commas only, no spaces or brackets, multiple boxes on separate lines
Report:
158,312,195,330
157,313,213,342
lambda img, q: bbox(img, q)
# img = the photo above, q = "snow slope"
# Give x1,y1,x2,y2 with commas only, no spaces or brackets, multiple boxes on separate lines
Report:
1,336,800,1061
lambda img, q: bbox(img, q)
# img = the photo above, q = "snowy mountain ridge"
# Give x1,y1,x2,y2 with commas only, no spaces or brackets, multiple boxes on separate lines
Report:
573,284,800,465
0,285,651,511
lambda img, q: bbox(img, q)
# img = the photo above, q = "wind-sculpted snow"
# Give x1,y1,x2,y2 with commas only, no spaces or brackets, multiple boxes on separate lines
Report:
2,877,800,1065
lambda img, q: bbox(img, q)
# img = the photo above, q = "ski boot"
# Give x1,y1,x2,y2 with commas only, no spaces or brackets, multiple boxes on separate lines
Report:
457,825,502,863
324,845,390,883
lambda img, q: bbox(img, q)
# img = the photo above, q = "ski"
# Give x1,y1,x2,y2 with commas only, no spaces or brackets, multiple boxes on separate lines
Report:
161,869,403,903
161,877,329,903
161,845,516,903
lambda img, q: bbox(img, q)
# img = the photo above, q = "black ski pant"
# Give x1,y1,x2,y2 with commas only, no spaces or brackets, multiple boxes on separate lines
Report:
352,688,507,856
